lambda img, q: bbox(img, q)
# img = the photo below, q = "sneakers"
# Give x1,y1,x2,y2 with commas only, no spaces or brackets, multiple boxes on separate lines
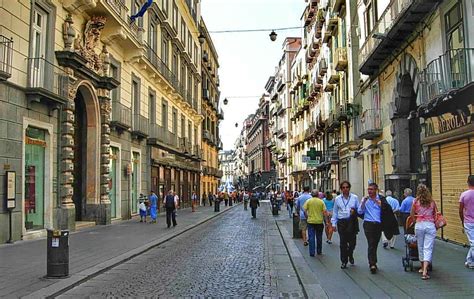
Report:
465,262,474,269
341,263,347,269
383,242,388,248
349,256,355,265
370,265,378,274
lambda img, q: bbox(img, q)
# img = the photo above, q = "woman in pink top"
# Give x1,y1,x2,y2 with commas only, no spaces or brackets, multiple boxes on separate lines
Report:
410,184,437,280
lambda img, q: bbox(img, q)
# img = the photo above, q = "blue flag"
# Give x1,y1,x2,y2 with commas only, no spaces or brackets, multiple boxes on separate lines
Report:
130,0,153,23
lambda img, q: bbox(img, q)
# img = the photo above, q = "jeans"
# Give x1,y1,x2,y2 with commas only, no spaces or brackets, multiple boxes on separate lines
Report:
415,221,436,262
166,208,177,227
308,223,324,255
465,222,474,266
337,219,357,264
287,203,293,218
363,221,382,266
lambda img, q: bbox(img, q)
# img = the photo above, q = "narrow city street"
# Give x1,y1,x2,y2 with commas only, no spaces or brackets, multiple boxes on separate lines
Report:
56,203,304,298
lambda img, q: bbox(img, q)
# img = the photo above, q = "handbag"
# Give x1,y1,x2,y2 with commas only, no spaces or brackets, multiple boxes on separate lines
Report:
434,203,447,230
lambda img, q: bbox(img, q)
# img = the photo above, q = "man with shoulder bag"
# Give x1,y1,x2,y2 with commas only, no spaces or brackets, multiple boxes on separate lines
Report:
163,190,178,228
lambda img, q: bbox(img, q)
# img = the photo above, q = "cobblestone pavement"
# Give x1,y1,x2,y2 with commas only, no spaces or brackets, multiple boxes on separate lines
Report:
58,203,305,298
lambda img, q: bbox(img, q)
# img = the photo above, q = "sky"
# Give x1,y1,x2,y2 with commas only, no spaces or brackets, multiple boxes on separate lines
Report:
200,0,306,151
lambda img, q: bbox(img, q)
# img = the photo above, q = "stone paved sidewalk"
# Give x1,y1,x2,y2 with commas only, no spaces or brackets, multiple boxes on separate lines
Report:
0,204,233,298
276,209,474,299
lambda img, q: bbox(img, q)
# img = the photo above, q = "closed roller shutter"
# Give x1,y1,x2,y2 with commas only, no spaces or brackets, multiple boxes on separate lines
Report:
439,139,469,244
430,146,442,238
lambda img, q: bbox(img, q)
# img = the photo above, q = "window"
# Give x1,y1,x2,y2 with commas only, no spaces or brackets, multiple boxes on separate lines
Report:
162,99,168,128
131,75,141,128
181,61,186,87
181,17,186,44
187,69,192,94
188,120,192,141
132,0,144,27
110,63,120,103
187,31,192,56
161,0,169,16
32,7,47,59
24,126,46,230
172,108,178,134
194,44,198,65
172,2,178,30
172,49,178,78
149,18,158,54
445,2,464,50
149,90,156,124
180,115,185,137
161,34,169,65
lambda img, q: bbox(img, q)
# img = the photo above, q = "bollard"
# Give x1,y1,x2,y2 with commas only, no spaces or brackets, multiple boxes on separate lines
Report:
46,229,69,278
292,214,302,238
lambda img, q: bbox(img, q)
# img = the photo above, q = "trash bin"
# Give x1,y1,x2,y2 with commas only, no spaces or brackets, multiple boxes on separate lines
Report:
292,214,301,239
47,229,69,278
272,202,279,216
214,200,220,212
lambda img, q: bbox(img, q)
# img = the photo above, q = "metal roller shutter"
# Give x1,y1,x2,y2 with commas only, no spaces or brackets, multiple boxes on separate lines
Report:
430,146,442,238
438,139,469,244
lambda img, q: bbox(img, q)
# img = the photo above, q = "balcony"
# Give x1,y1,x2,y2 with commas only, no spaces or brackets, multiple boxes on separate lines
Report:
331,0,345,15
218,109,224,120
145,46,175,88
277,128,287,139
110,102,132,132
327,109,341,132
358,109,382,140
202,88,209,101
25,58,69,111
192,145,202,160
318,58,328,76
0,35,13,80
328,68,340,84
323,14,338,43
149,125,178,148
359,0,442,76
420,48,474,105
334,47,348,71
323,149,339,164
304,4,316,26
131,114,149,139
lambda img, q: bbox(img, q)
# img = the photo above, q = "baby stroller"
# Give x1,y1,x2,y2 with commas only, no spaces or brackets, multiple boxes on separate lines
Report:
402,216,419,271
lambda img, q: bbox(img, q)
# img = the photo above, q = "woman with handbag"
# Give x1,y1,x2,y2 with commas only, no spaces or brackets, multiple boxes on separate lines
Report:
410,184,441,280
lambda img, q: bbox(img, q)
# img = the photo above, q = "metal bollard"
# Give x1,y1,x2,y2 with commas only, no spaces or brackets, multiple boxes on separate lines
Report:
292,214,302,239
46,229,69,278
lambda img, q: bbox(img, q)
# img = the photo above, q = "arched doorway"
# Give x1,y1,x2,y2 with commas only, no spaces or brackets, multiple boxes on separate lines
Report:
72,84,101,221
388,54,424,196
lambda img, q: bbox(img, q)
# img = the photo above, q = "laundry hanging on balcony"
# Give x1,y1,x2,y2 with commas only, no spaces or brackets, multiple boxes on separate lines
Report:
130,0,153,24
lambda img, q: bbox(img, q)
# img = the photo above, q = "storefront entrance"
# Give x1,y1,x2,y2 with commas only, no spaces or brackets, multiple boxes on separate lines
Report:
73,92,87,221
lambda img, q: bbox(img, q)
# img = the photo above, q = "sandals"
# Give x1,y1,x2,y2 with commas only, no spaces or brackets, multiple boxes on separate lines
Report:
421,274,430,280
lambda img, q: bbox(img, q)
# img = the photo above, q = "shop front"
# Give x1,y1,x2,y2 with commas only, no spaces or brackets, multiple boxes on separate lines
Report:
419,85,474,245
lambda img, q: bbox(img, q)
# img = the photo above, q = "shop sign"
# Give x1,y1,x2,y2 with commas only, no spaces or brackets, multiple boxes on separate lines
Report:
425,104,473,137
5,171,16,209
25,137,47,147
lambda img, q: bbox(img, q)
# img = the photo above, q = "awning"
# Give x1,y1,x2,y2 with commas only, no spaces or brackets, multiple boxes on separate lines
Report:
411,82,474,119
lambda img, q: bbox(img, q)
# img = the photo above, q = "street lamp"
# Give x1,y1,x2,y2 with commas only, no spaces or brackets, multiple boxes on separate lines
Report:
223,98,228,105
198,33,205,44
269,30,277,42
235,122,238,128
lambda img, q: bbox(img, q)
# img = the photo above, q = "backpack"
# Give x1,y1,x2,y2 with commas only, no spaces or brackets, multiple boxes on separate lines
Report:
165,194,175,209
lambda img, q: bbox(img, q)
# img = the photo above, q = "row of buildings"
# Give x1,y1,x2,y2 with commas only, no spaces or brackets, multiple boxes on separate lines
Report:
229,0,473,245
0,0,223,243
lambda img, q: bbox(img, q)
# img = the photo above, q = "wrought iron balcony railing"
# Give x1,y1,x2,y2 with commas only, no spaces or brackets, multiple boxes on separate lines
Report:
132,114,149,138
0,35,13,80
146,45,175,86
420,48,474,104
26,57,69,104
357,109,382,140
111,102,132,131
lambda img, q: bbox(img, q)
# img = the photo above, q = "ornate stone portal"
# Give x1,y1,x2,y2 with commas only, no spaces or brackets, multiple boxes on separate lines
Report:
57,15,118,229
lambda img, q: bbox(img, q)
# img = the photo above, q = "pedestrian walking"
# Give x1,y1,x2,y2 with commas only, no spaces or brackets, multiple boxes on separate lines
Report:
410,184,438,280
224,192,229,206
208,192,213,206
192,191,198,212
138,199,147,223
303,190,327,256
296,186,312,246
286,190,294,218
382,190,400,248
331,181,360,269
358,182,399,274
149,190,158,223
243,191,249,210
322,191,334,244
276,191,283,211
202,192,207,206
400,188,415,234
163,191,178,228
460,175,474,269
249,192,260,218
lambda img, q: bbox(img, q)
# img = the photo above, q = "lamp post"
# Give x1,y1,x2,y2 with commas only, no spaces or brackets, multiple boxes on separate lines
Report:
269,30,277,41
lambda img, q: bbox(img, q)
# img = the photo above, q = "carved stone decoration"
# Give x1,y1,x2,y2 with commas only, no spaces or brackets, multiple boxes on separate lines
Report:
62,14,76,51
74,16,107,73
100,45,110,77
98,93,112,205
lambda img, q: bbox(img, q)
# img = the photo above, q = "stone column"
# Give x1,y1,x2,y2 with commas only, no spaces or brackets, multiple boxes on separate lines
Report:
59,84,76,230
98,89,112,225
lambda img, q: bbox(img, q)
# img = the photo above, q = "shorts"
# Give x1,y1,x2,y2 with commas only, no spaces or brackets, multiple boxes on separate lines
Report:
299,219,308,230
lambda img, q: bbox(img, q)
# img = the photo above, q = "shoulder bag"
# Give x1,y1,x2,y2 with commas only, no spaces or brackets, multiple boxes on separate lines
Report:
434,202,447,230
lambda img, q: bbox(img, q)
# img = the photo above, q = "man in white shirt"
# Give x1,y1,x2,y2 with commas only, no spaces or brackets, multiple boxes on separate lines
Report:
331,181,360,269
382,190,400,249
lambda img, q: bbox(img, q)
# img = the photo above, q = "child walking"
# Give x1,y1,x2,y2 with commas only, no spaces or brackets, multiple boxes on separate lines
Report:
139,200,147,223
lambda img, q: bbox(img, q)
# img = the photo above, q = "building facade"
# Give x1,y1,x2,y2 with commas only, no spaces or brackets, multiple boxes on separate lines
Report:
218,150,235,185
200,19,223,196
0,0,221,244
